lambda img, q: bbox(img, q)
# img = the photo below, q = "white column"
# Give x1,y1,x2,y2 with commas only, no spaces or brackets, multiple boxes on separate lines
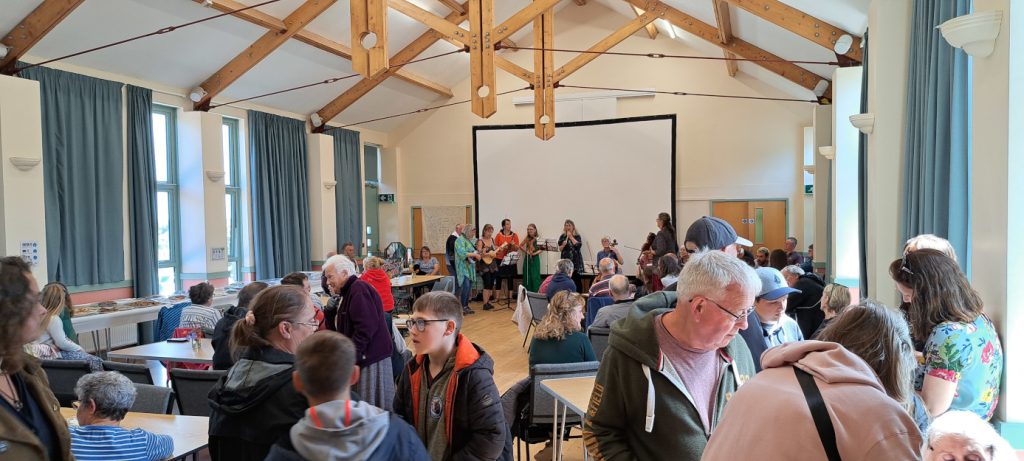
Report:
831,67,863,289
970,0,1024,441
812,105,831,278
307,133,337,267
177,111,228,287
0,75,48,283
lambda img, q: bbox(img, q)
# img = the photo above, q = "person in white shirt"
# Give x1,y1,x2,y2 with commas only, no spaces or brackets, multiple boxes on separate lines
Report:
180,282,222,336
34,283,102,371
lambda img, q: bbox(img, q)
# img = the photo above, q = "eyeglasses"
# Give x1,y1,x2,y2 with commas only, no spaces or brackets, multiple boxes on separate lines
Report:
405,318,449,332
692,297,755,322
288,317,320,329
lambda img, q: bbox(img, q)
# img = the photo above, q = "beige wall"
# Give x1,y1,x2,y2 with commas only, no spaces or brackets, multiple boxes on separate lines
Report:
389,3,812,247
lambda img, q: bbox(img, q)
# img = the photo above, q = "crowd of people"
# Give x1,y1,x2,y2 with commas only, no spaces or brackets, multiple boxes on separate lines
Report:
0,206,1015,461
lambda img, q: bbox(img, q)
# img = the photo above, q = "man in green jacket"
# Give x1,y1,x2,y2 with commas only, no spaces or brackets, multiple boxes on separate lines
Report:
583,250,760,461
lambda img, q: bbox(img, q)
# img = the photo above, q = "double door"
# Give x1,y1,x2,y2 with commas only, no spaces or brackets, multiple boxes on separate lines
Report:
711,200,787,252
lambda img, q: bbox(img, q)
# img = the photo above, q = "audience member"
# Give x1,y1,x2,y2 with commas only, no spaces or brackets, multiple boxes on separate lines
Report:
768,249,787,270
32,283,102,370
43,281,77,342
784,236,802,265
682,216,753,256
755,247,770,268
781,265,826,338
341,242,362,273
0,256,73,461
529,291,595,367
590,275,635,329
454,224,481,315
395,292,510,460
584,250,758,460
652,212,679,258
923,411,1015,461
636,232,656,269
323,255,395,411
703,301,923,460
69,372,173,461
281,271,323,310
638,264,661,296
265,331,429,461
415,246,440,276
587,258,617,298
212,282,269,370
558,219,585,292
890,250,1004,421
181,282,221,335
208,285,318,460
800,244,814,273
595,237,623,274
657,253,681,291
545,259,577,302
741,267,802,354
811,283,851,339
904,233,958,262
360,257,396,315
737,247,756,268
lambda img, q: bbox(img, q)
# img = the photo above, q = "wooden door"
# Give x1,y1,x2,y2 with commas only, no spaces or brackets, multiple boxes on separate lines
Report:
711,202,750,245
747,201,787,252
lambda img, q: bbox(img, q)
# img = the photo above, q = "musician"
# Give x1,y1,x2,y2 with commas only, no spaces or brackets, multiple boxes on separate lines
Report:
476,224,500,310
558,219,584,293
494,219,520,301
595,237,623,275
652,212,679,258
521,224,543,292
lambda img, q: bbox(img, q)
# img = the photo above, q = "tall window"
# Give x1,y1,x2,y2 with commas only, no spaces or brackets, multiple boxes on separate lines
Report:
363,144,381,255
222,118,243,282
152,105,181,295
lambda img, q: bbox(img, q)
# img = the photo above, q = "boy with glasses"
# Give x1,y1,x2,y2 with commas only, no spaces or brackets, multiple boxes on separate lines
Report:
394,292,511,461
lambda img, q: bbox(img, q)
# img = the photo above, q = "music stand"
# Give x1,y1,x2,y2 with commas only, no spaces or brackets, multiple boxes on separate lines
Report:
496,251,520,310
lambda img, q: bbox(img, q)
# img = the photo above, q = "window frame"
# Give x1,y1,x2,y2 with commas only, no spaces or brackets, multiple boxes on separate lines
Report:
223,118,243,283
153,104,182,294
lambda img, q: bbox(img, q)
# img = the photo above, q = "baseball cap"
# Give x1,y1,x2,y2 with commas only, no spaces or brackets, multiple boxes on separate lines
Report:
755,267,801,300
684,216,754,251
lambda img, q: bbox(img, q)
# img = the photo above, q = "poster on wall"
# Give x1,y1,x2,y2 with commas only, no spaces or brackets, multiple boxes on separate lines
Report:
422,206,468,257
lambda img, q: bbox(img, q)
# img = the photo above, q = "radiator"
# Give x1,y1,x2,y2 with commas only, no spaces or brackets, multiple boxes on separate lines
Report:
80,325,138,353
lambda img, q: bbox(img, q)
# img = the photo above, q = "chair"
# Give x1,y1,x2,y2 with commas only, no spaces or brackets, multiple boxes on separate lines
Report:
523,292,549,348
585,296,614,329
516,361,601,461
131,383,174,414
169,368,226,416
430,276,455,294
587,327,611,362
102,360,155,385
154,301,191,342
40,359,93,407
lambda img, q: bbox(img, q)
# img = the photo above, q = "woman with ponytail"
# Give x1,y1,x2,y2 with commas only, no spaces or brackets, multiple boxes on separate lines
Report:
652,212,679,258
208,285,321,461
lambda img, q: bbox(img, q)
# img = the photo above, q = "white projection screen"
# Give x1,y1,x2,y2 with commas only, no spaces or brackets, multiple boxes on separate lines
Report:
474,115,676,276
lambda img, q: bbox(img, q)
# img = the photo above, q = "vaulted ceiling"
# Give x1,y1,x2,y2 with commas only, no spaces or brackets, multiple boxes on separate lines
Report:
1,0,868,132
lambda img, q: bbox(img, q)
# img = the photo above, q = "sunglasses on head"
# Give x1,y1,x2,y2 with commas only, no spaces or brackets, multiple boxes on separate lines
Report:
900,257,915,277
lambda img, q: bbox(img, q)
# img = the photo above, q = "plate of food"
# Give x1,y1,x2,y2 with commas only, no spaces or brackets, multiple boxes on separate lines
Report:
125,300,162,308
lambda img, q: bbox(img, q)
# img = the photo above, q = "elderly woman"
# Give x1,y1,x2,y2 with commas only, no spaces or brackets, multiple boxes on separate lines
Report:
455,224,481,314
0,256,74,460
923,411,1015,461
890,249,1003,421
33,283,103,370
323,254,394,411
812,283,851,339
704,301,924,459
208,285,320,460
544,259,577,302
529,291,595,367
69,372,173,460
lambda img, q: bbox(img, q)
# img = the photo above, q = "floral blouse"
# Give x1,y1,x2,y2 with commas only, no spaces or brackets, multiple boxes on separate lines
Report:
915,314,1003,420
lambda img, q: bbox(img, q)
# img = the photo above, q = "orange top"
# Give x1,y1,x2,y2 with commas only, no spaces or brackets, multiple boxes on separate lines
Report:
495,232,520,259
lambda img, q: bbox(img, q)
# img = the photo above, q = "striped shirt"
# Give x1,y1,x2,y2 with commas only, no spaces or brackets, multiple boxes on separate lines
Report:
70,425,174,461
180,304,223,335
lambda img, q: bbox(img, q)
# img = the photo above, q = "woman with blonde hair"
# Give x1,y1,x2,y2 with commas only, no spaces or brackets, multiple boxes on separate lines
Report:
528,291,595,367
32,283,102,371
811,283,851,339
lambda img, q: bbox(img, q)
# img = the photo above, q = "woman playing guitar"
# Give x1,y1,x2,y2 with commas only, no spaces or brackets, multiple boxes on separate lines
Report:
476,224,500,310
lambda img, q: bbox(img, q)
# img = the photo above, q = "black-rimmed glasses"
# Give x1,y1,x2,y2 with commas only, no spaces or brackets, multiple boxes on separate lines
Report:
692,297,755,322
405,318,449,332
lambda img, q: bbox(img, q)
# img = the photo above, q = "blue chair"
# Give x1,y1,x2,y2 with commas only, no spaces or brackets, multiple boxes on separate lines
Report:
585,296,614,329
154,301,191,342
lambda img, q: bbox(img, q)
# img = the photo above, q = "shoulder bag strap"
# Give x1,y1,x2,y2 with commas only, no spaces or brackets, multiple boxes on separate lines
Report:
793,367,842,461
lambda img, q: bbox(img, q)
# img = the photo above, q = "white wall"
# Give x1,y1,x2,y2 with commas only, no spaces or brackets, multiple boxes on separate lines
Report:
831,66,863,287
389,3,812,247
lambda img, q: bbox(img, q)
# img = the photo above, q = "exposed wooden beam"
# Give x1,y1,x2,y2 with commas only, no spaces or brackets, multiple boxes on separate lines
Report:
313,4,468,129
493,0,561,43
495,56,533,83
1,0,84,75
724,0,862,62
631,6,658,40
436,0,465,13
193,0,337,110
351,0,390,77
198,0,452,98
711,0,737,77
533,9,555,140
468,0,496,118
389,0,470,44
553,4,665,83
623,0,826,97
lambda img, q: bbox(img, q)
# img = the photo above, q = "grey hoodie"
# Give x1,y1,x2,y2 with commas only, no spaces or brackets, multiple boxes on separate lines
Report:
291,401,390,460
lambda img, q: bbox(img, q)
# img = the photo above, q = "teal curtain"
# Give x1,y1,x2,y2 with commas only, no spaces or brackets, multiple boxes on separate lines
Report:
331,128,363,252
20,65,125,286
126,85,159,297
902,1,972,272
248,110,311,279
858,32,870,296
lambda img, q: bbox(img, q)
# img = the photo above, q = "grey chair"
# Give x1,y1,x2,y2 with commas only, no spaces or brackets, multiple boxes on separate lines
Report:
40,359,92,407
131,383,174,414
102,360,155,385
523,292,549,348
430,276,455,294
169,368,226,416
587,327,611,362
516,361,601,461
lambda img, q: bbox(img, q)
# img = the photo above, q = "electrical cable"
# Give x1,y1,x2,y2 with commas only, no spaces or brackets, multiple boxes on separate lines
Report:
502,45,841,66
328,86,531,129
558,83,818,103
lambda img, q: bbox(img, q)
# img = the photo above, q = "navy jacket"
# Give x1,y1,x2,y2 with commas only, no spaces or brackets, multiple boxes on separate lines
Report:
545,273,577,301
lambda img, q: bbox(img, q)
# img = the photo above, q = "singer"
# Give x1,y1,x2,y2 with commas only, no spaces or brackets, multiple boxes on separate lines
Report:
558,219,584,292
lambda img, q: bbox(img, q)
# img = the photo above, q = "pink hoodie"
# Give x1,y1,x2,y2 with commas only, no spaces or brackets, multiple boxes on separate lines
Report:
702,341,923,461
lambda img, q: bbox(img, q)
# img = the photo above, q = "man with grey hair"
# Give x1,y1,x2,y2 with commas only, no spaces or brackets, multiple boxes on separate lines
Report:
780,264,825,338
543,258,577,302
584,250,759,460
590,275,635,328
588,258,618,298
69,372,174,460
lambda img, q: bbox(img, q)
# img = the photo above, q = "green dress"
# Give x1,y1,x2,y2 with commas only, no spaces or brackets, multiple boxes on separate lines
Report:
522,238,541,292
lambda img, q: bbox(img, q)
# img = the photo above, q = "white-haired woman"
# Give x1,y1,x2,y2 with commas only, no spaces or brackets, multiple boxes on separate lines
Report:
70,372,173,461
924,411,1015,461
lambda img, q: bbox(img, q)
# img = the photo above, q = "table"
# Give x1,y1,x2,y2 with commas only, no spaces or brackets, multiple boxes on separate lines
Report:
540,376,596,461
71,300,187,354
108,339,214,364
390,274,444,289
60,407,209,460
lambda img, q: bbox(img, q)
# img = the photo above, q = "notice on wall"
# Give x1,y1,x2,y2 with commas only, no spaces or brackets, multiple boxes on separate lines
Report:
21,240,40,266
422,206,467,255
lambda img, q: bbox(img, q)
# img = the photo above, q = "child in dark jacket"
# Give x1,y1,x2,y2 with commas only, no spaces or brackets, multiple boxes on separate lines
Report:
394,292,512,461
266,331,428,461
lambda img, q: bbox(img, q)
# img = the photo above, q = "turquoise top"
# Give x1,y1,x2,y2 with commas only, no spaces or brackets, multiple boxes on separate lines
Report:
915,314,1003,420
454,235,476,285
